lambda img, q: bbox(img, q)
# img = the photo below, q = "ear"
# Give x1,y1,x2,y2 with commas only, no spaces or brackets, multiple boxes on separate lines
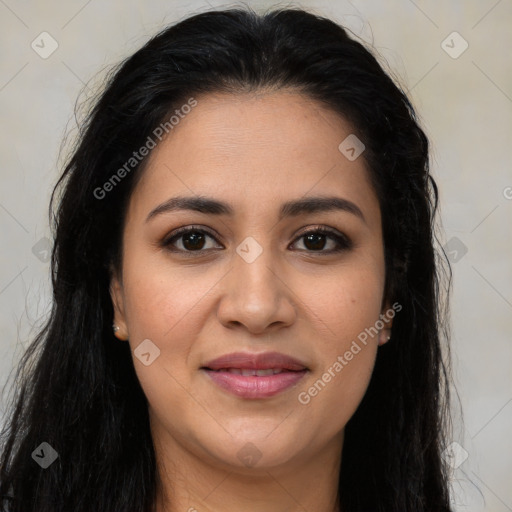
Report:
109,269,129,341
377,300,394,347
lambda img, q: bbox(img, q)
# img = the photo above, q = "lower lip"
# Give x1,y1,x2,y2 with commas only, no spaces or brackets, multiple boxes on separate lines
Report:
202,369,308,399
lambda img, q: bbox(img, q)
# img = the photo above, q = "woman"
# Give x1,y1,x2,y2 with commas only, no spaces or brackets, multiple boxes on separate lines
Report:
0,6,453,511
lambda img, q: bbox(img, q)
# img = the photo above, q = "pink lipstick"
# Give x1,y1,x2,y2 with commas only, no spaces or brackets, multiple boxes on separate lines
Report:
201,351,308,399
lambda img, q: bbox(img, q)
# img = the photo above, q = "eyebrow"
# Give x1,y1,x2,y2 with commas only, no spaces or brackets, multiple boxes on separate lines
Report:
145,195,366,223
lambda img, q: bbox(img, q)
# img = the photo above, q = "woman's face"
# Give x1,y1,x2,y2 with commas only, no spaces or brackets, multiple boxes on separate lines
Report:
110,90,391,473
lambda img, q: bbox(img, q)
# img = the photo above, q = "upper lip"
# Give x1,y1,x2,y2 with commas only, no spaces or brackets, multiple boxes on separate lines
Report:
202,351,308,371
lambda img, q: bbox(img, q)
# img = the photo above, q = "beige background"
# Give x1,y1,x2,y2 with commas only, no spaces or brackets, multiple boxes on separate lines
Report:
1,1,511,509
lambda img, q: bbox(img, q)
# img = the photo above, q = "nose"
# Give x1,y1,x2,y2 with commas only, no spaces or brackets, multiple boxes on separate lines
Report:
216,243,297,335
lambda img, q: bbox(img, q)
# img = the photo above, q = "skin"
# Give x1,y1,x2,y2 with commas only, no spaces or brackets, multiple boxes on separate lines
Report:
110,90,392,512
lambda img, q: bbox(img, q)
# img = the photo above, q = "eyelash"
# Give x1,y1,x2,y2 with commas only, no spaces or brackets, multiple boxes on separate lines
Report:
161,225,352,256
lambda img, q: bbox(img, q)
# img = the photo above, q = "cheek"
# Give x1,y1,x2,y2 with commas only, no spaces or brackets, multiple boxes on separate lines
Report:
297,343,377,444
298,262,384,344
120,264,209,413
121,254,215,339
292,266,383,427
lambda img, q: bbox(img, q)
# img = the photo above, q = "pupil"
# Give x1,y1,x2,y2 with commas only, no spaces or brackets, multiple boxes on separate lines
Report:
183,232,205,250
305,233,325,251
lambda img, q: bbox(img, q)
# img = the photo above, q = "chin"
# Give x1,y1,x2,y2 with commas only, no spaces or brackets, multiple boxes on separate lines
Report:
200,429,303,470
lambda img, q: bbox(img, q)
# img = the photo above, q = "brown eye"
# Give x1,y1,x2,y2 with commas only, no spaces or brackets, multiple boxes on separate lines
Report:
162,227,221,253
180,231,207,251
291,228,352,253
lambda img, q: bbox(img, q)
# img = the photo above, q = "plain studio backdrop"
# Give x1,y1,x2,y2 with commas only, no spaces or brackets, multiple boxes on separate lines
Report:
0,1,511,510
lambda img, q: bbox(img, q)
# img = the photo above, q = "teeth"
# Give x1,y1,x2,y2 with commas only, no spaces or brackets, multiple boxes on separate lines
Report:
256,369,276,376
220,368,286,376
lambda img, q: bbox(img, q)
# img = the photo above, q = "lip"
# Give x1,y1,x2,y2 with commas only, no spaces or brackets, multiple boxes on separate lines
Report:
202,369,307,399
201,351,309,399
202,351,308,371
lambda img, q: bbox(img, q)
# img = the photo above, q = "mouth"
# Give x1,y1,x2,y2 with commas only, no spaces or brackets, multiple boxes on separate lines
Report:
200,351,309,399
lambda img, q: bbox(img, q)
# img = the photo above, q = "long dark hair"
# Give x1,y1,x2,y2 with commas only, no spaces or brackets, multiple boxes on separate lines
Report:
0,6,453,511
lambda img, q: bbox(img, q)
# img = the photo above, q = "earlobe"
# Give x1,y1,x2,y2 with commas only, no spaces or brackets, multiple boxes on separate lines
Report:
378,300,394,347
378,330,392,346
109,274,129,341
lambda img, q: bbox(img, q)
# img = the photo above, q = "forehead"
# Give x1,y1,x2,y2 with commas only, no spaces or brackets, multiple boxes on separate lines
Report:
128,90,379,223
150,90,356,161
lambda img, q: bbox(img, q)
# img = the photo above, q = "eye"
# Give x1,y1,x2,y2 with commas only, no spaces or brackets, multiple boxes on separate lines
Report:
162,226,221,253
290,227,352,253
161,225,352,255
